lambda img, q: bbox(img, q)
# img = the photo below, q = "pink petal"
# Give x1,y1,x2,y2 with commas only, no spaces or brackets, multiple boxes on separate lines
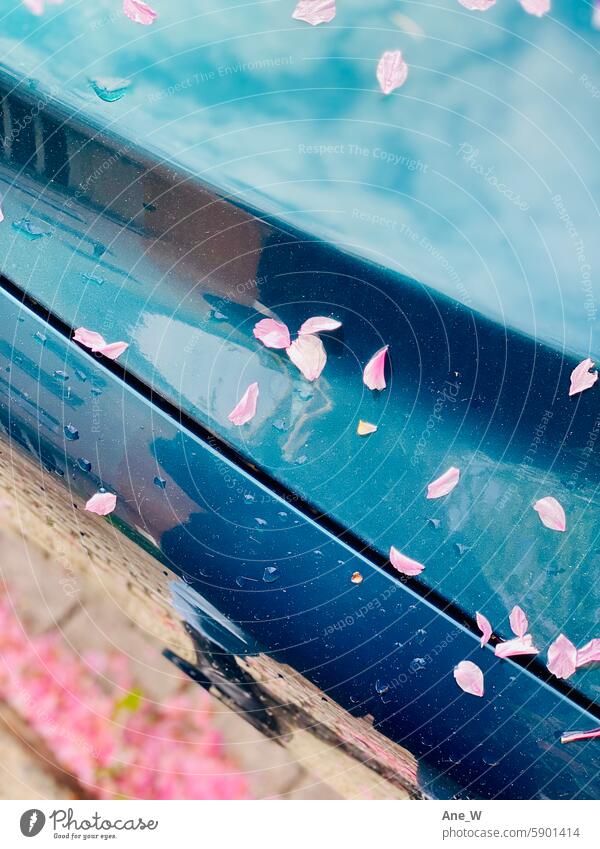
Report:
519,0,550,16
509,605,529,638
298,316,342,335
426,466,460,499
228,382,259,426
357,420,377,436
453,660,484,697
286,334,327,381
569,358,598,396
576,638,600,668
0,205,4,223
123,0,157,25
494,634,539,658
253,318,291,349
561,726,600,744
376,51,408,95
363,345,388,390
85,492,117,516
74,327,107,350
97,341,129,360
533,496,566,532
292,0,336,26
389,546,424,576
547,633,577,679
458,0,496,9
476,611,492,648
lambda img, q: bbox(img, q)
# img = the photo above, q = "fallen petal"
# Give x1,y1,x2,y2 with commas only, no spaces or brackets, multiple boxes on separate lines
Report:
576,638,600,668
123,0,157,25
509,605,529,638
519,0,550,16
363,345,388,390
389,546,424,576
287,334,327,381
453,660,484,697
458,0,496,9
85,492,117,516
561,726,600,744
476,611,492,648
298,316,342,335
74,327,107,350
426,466,460,499
0,205,4,223
376,50,408,95
495,634,539,658
228,382,259,426
253,318,291,349
547,633,577,679
569,358,598,396
357,420,378,436
533,496,566,532
97,341,129,360
292,0,336,26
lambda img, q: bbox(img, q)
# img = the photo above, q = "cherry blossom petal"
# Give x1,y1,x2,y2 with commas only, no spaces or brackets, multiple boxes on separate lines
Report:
533,496,566,532
97,341,129,360
287,334,327,381
509,605,528,638
547,633,577,679
519,0,550,16
426,466,460,499
376,51,408,95
494,635,539,658
85,492,117,516
561,726,600,744
357,420,377,436
123,0,157,25
476,612,492,648
253,318,291,349
576,638,600,668
389,546,424,576
458,0,496,10
228,382,259,426
292,0,336,26
363,345,388,390
569,358,597,396
74,327,107,350
0,205,4,223
298,316,342,335
453,660,484,697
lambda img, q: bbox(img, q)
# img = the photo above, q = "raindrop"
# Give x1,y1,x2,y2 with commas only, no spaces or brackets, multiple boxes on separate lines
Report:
351,571,363,584
80,272,105,287
243,493,255,503
209,309,228,322
89,77,131,102
455,542,469,556
74,369,87,383
255,517,267,526
153,476,167,490
428,518,441,529
13,218,49,240
375,679,389,695
91,387,102,397
77,458,92,472
414,628,427,645
296,454,308,465
410,657,426,672
272,419,288,432
53,370,69,382
33,331,47,345
93,243,106,258
64,424,79,441
263,566,279,583
277,511,287,520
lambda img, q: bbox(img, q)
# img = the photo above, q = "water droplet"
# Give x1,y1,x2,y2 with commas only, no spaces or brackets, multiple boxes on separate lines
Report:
255,517,267,526
351,571,363,584
455,542,469,556
80,272,105,287
33,331,47,345
428,518,441,529
414,628,427,645
243,493,255,503
91,387,102,396
410,657,426,672
235,575,258,588
296,454,308,465
277,511,288,520
64,424,79,441
13,218,49,240
74,369,87,383
375,679,389,695
93,243,106,258
53,370,69,382
153,476,166,490
263,566,279,583
272,419,288,432
77,458,92,472
209,308,228,322
89,77,131,102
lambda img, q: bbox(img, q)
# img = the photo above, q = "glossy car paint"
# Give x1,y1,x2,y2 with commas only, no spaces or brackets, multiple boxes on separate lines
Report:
0,0,599,797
